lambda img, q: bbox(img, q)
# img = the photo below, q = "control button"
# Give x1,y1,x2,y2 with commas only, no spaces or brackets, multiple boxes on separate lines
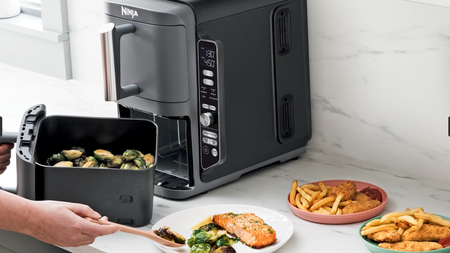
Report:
203,146,209,154
203,69,214,77
209,105,217,111
203,79,214,86
202,103,209,109
203,130,217,139
212,148,218,157
210,139,218,146
200,112,215,126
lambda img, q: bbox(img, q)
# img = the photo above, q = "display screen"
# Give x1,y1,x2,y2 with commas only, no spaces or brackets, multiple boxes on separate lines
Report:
199,44,216,68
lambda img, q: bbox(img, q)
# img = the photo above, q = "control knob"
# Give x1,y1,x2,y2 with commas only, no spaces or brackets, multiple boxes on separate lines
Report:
200,112,216,127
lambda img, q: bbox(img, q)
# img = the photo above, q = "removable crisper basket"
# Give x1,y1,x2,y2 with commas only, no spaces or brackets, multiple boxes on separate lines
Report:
20,114,157,227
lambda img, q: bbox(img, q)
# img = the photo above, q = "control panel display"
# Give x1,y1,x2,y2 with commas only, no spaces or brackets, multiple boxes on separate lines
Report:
198,40,221,169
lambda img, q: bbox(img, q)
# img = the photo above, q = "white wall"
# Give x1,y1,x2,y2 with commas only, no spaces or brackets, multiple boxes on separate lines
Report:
65,0,450,184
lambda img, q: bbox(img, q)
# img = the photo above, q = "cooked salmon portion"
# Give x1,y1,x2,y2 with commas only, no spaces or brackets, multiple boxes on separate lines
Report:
212,212,277,248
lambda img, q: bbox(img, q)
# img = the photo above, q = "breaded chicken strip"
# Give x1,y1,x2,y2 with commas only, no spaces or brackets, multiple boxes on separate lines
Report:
353,191,373,202
328,180,356,201
401,224,450,242
367,230,401,243
342,199,380,214
378,241,443,251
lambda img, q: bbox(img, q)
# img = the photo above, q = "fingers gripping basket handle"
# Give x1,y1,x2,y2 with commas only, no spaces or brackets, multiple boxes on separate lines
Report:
99,23,140,102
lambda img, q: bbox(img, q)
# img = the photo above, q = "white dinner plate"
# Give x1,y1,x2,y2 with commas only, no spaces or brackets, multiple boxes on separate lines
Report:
151,204,294,253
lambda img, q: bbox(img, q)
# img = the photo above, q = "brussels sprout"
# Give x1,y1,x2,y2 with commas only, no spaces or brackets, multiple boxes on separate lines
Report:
99,163,108,168
47,153,66,165
73,155,87,167
215,235,233,248
194,231,220,245
93,149,115,162
53,161,73,167
143,153,155,167
70,146,86,155
122,149,142,162
133,157,146,170
213,246,236,253
120,162,134,170
155,226,186,245
61,150,83,160
82,156,98,167
190,243,212,253
107,155,123,168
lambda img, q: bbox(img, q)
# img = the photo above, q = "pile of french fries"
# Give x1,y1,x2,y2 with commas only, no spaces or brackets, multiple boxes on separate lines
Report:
361,207,450,236
289,180,352,215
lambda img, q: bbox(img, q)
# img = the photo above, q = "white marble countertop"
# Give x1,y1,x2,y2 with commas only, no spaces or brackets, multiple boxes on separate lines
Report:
0,63,449,253
61,147,450,253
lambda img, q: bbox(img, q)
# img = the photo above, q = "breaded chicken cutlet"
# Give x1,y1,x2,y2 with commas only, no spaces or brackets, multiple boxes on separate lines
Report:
327,180,356,201
367,230,401,243
342,199,381,214
378,241,443,251
401,224,450,242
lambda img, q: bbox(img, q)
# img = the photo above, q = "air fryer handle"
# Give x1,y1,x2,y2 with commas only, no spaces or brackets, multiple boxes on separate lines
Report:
99,23,140,102
0,117,17,144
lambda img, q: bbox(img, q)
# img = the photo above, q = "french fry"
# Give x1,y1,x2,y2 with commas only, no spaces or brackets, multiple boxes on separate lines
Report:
317,182,327,200
360,224,398,236
300,184,320,191
295,193,309,212
396,215,418,225
297,187,312,202
397,227,405,235
303,188,317,196
289,180,298,206
414,212,450,227
380,207,424,223
300,196,310,209
309,196,337,211
336,208,342,215
410,218,424,231
324,199,352,208
331,193,344,214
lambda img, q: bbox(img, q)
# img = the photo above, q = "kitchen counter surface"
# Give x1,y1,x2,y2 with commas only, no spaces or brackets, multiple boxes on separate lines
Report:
0,63,449,253
62,147,450,253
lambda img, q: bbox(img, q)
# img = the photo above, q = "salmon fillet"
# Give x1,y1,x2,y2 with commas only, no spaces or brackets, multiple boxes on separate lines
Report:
401,224,450,242
378,241,443,251
212,213,277,248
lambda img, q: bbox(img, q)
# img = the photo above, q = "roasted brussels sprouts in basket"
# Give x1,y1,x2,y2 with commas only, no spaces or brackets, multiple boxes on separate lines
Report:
47,147,154,170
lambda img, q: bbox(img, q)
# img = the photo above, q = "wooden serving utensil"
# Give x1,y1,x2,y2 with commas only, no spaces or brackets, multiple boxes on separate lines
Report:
85,217,186,248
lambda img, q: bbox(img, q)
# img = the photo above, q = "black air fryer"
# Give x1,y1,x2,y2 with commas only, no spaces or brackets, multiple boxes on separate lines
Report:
100,0,312,199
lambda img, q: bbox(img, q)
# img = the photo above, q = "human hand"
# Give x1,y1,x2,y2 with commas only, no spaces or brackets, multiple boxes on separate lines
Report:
24,201,121,247
0,143,14,175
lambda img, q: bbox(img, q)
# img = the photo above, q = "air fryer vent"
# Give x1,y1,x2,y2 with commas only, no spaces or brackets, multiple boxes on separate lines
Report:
275,8,291,55
279,95,295,140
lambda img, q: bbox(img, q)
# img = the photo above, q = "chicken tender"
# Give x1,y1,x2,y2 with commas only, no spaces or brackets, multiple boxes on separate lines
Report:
328,180,356,201
367,230,401,243
378,241,443,251
401,224,450,242
342,199,381,214
353,191,373,202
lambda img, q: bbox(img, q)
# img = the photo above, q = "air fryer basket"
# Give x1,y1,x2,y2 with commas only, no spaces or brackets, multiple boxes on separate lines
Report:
14,105,158,227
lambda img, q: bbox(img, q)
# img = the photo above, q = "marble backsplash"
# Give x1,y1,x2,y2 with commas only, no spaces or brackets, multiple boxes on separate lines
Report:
1,0,450,185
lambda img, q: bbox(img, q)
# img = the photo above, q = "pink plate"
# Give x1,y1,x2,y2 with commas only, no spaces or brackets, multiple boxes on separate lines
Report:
287,180,388,224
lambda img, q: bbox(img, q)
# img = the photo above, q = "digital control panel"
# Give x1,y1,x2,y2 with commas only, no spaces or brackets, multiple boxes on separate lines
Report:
198,39,221,169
